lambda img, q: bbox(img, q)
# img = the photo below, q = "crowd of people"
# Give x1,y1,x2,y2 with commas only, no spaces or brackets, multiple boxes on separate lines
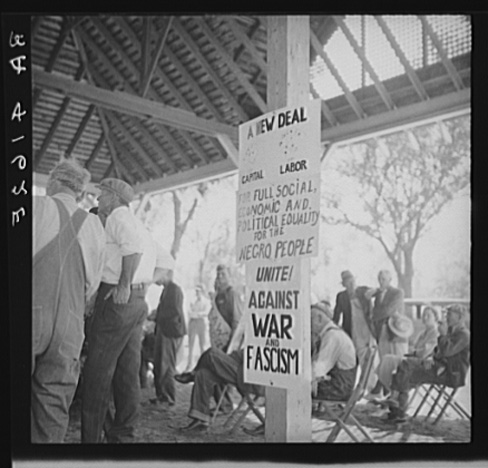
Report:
32,159,471,443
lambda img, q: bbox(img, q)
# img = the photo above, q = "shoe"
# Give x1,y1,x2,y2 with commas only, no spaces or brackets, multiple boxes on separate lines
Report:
178,419,209,432
243,424,265,436
175,371,195,384
383,411,407,424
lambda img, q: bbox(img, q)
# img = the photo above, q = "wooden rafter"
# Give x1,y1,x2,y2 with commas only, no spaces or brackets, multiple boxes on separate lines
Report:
374,16,429,102
33,17,71,108
111,134,150,181
65,104,96,157
233,18,261,62
72,27,145,183
74,24,187,171
150,123,195,168
310,30,365,119
162,44,224,125
193,17,267,113
34,63,85,169
418,16,464,91
85,133,105,171
172,18,249,122
224,17,267,73
141,16,152,94
141,16,173,98
112,16,224,162
125,115,179,173
309,84,338,126
105,109,165,178
333,16,395,111
31,16,43,40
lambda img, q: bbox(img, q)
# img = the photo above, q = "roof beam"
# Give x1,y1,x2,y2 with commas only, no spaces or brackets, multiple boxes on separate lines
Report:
310,30,365,119
33,67,238,140
104,109,165,178
72,27,147,183
85,133,105,171
65,104,96,158
140,16,152,94
141,16,173,98
309,83,338,127
418,16,465,91
133,88,470,196
374,16,429,102
110,134,150,182
112,16,229,162
75,25,188,172
133,158,238,195
34,63,86,169
333,16,396,111
193,17,267,113
126,116,179,173
162,43,225,127
321,87,470,146
224,16,267,73
171,18,249,121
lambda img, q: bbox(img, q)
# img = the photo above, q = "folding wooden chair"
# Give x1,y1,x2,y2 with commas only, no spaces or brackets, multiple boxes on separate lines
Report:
411,383,470,425
210,383,265,433
313,345,377,443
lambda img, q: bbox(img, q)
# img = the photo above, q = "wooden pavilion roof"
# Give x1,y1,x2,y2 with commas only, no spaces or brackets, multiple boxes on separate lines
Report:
31,14,471,195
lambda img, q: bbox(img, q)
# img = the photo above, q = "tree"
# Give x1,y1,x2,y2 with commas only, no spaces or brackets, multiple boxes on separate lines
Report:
322,115,470,297
137,183,208,259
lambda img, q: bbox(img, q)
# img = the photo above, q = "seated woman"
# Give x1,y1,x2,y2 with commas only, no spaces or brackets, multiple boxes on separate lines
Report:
372,304,439,400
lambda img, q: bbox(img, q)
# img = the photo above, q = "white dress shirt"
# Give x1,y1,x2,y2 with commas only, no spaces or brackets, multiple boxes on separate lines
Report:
33,193,106,301
102,205,155,285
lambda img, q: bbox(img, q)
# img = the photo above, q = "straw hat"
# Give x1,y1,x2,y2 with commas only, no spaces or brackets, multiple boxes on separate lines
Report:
388,314,414,339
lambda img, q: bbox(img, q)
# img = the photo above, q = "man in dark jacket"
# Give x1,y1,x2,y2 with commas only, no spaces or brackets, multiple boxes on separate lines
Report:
151,267,187,406
333,271,377,391
384,304,470,422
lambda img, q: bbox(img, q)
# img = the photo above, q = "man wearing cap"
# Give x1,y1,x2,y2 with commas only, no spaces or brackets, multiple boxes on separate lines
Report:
32,159,106,443
81,178,167,443
383,304,470,423
333,270,377,390
150,264,187,407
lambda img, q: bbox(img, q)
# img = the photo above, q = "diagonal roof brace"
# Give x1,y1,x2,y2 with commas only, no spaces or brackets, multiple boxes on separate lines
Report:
33,67,239,143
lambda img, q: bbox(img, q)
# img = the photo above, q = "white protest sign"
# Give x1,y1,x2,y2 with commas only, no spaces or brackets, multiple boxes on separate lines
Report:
236,99,321,264
243,259,306,388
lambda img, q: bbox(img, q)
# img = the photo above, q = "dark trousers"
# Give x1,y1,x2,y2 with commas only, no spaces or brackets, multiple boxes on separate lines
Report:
316,365,358,401
81,283,146,443
189,348,241,423
153,331,182,404
391,358,447,416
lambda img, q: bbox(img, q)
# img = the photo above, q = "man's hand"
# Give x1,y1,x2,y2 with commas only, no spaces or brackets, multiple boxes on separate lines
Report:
105,285,131,304
365,288,378,300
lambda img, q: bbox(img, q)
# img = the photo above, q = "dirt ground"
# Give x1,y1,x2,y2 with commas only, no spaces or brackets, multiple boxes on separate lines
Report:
65,380,470,444
64,338,471,444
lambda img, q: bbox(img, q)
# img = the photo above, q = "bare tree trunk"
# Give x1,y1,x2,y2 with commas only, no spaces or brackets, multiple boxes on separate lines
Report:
170,191,199,259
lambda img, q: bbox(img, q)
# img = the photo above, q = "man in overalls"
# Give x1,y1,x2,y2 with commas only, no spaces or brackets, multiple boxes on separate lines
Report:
32,159,106,443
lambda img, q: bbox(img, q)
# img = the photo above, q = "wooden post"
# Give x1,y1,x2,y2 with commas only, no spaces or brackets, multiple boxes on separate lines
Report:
264,15,312,443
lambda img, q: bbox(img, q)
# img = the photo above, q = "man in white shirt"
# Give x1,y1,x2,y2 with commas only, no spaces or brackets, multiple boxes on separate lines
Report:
32,159,106,443
81,178,168,443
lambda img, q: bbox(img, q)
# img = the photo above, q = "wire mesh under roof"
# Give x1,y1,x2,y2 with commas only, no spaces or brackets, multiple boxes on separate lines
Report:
311,15,471,101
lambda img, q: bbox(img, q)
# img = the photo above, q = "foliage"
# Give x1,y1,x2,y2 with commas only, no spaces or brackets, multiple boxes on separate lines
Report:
322,115,470,296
